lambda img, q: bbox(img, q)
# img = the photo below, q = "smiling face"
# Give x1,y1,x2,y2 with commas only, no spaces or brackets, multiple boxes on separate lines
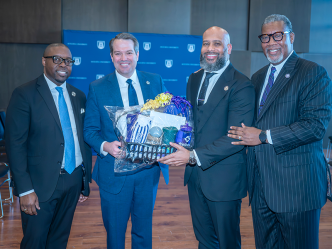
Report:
42,46,72,85
200,27,232,71
261,21,295,65
111,39,139,78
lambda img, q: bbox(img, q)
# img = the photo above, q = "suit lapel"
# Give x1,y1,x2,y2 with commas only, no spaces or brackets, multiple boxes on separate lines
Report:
107,73,124,107
66,84,81,131
257,52,299,122
254,67,269,120
196,64,236,132
191,69,204,109
36,75,62,130
137,71,152,102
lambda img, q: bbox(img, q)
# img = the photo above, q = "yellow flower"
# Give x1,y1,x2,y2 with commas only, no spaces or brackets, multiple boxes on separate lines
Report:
140,99,161,112
155,93,172,106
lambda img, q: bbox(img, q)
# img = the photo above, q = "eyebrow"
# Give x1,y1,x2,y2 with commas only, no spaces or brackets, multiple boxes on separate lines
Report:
203,40,222,43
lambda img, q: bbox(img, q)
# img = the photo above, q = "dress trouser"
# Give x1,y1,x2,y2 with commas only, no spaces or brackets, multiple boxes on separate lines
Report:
99,165,160,249
187,166,242,249
20,166,82,249
251,166,321,249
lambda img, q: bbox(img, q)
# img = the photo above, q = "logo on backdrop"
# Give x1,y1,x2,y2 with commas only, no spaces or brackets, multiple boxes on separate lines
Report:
73,57,81,66
97,41,105,49
143,42,151,51
96,74,105,79
165,60,173,68
187,44,195,52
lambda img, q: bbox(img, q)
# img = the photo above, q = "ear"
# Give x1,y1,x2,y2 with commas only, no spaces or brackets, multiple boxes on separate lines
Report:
110,53,114,63
290,32,295,44
42,57,46,67
227,43,232,55
136,51,139,61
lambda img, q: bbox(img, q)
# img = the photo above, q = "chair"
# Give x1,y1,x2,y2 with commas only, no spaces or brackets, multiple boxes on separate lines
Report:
0,160,13,218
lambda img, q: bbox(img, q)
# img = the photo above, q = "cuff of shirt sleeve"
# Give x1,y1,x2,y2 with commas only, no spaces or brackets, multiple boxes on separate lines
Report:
193,149,201,166
19,189,34,197
266,130,273,144
100,141,108,156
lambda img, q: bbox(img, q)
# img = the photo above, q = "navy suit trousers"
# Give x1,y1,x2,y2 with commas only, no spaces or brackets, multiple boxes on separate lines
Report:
252,167,321,249
99,166,160,249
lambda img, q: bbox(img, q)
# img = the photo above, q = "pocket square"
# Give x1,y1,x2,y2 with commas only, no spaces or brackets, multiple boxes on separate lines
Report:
81,108,85,114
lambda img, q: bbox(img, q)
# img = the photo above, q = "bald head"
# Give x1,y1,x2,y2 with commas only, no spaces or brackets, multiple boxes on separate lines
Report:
203,26,230,46
200,26,232,71
43,43,70,57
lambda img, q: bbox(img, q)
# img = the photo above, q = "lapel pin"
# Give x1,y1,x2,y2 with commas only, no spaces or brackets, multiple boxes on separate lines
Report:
224,86,229,91
285,74,290,78
81,108,85,114
146,81,150,85
72,92,76,97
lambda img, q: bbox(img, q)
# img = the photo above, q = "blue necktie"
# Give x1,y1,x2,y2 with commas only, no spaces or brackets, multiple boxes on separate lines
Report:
55,87,76,174
259,67,276,115
126,79,139,106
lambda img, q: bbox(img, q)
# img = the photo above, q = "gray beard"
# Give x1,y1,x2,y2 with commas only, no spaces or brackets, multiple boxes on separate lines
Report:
200,50,227,71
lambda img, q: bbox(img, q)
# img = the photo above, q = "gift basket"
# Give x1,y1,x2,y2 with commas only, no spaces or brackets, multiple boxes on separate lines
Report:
105,92,194,173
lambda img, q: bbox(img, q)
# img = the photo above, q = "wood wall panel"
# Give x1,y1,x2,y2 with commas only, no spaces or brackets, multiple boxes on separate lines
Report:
248,0,312,53
128,0,191,35
0,0,61,43
62,0,128,32
0,44,47,110
190,0,249,51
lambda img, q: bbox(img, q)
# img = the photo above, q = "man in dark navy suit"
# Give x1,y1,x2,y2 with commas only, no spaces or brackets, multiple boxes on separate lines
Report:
159,26,255,249
83,33,168,249
6,43,92,249
229,14,332,249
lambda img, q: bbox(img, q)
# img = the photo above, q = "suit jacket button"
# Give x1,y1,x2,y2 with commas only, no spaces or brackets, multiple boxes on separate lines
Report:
57,161,61,165
60,143,64,147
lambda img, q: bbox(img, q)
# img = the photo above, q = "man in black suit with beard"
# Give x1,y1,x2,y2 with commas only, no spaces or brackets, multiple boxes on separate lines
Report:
159,26,255,249
229,14,332,249
5,43,92,249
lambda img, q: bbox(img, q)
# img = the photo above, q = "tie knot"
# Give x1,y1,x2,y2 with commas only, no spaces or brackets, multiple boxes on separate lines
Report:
55,87,63,95
205,72,215,81
271,67,276,74
126,79,133,86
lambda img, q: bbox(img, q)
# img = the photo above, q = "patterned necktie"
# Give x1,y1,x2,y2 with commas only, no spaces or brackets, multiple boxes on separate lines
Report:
126,79,139,106
55,87,76,174
259,67,277,115
197,72,215,106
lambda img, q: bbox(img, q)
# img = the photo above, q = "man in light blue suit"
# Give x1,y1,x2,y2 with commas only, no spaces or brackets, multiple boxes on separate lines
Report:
83,33,168,249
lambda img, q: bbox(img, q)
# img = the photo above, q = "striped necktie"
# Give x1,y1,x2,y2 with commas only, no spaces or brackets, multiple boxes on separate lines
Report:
55,87,76,174
198,72,215,106
259,67,276,115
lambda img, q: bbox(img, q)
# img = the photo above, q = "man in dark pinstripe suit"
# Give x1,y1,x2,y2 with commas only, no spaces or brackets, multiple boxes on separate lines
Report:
229,14,332,248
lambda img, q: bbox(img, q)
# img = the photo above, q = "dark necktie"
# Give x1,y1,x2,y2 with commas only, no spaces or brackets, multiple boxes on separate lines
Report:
197,72,215,106
55,87,75,174
259,67,276,115
126,79,139,106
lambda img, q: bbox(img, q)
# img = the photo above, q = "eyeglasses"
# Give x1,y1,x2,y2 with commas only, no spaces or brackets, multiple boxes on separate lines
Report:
258,31,292,43
44,56,75,66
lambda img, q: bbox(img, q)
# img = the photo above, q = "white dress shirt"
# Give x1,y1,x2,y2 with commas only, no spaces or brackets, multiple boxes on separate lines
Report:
259,51,294,144
20,74,83,197
100,70,144,155
194,60,230,166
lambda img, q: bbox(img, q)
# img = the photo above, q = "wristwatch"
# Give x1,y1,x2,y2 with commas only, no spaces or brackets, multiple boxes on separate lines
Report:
188,151,197,165
259,130,268,144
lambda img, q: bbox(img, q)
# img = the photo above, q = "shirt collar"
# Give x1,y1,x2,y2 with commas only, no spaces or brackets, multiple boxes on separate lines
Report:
44,74,67,91
269,50,294,72
204,59,230,75
115,70,139,88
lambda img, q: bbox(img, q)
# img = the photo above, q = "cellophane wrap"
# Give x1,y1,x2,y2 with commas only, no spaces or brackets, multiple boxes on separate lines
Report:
104,92,194,173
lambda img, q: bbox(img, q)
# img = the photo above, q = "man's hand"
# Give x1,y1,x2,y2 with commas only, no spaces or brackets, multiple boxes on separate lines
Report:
157,142,189,167
20,192,40,215
228,123,262,146
103,141,122,158
78,194,88,203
